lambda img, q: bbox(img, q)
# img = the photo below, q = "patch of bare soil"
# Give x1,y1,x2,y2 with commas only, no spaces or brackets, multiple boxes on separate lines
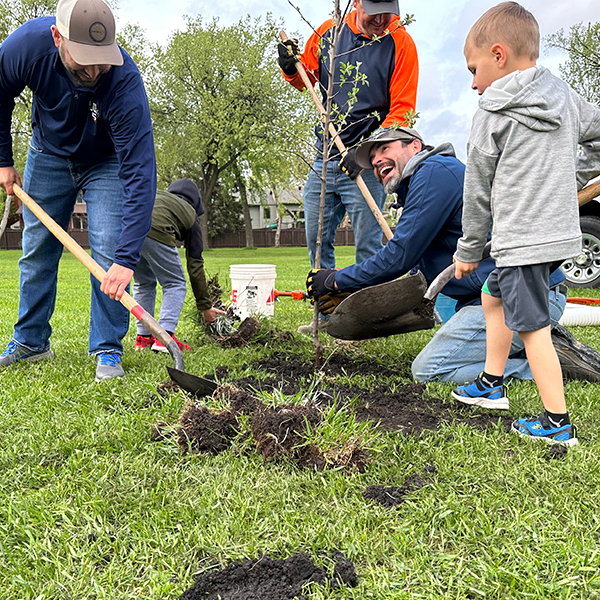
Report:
250,403,322,461
217,354,511,434
351,383,511,434
180,552,357,600
178,404,239,454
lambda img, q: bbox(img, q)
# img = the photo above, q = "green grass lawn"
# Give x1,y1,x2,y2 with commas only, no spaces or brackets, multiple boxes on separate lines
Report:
1,247,600,599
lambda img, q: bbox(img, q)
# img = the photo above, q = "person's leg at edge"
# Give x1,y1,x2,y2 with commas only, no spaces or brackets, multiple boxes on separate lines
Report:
412,287,566,383
304,158,340,270
132,244,158,337
411,306,531,383
142,238,187,334
337,165,386,264
520,326,566,414
81,157,130,356
481,292,513,378
14,146,77,352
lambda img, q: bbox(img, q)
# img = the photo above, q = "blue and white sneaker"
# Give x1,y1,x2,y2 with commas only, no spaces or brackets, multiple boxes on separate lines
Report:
0,339,54,367
512,414,578,446
452,375,509,410
95,351,125,382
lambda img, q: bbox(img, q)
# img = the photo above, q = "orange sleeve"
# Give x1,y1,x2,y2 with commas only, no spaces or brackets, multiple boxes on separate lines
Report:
281,19,336,91
381,28,419,128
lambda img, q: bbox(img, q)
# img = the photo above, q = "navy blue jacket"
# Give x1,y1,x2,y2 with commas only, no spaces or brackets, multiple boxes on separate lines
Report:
335,144,565,308
0,17,156,270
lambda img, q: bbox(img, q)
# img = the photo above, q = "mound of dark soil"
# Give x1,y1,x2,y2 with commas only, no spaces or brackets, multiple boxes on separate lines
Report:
352,383,511,434
178,405,239,454
180,552,356,600
250,404,322,461
214,317,260,348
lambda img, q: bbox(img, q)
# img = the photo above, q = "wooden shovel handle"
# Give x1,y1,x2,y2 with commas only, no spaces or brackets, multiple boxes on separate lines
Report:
279,30,394,242
579,179,600,207
12,184,184,370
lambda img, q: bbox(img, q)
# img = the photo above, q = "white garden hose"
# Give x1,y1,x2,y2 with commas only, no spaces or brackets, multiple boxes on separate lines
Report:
559,302,600,327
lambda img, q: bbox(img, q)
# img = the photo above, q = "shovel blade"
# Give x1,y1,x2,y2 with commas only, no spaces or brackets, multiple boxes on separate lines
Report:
326,271,435,340
166,366,219,397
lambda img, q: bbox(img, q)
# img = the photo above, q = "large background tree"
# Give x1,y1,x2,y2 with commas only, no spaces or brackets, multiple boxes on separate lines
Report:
147,14,314,245
546,22,600,105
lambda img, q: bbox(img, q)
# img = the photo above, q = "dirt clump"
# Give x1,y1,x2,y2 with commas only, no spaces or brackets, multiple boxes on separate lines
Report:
180,552,356,600
178,404,239,454
250,403,322,461
214,317,260,348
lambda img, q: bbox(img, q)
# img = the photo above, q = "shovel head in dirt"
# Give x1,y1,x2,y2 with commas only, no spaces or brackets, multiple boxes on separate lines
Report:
326,271,435,340
166,366,219,398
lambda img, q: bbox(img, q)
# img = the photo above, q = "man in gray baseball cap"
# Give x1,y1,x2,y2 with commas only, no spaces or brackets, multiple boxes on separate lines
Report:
0,0,157,381
306,125,600,384
55,0,123,67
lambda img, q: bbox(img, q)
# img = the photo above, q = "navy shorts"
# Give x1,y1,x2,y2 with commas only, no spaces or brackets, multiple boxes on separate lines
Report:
482,263,552,332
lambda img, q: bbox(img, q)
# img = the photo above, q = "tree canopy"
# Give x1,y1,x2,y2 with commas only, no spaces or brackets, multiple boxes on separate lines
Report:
546,22,600,106
146,14,314,240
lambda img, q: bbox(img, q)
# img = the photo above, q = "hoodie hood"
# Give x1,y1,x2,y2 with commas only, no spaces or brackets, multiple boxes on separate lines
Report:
478,65,564,132
400,142,457,181
167,178,204,217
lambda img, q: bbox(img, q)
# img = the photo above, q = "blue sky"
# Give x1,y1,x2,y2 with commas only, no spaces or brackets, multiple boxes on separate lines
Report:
117,0,597,161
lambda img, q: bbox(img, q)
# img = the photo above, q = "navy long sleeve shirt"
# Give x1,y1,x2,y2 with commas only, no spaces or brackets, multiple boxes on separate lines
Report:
0,17,156,269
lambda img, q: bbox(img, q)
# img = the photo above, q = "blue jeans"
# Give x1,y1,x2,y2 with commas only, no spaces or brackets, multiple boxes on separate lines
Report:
13,144,129,355
411,287,567,383
133,237,187,336
304,157,387,269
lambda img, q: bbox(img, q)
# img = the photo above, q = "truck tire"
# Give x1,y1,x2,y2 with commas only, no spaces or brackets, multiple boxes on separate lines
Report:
561,215,600,288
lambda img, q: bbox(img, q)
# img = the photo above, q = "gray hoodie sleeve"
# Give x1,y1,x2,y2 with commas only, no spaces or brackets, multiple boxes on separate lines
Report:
575,93,600,190
455,137,496,263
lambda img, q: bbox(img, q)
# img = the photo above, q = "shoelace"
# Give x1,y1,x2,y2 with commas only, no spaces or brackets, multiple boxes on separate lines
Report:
97,352,120,367
1,340,18,357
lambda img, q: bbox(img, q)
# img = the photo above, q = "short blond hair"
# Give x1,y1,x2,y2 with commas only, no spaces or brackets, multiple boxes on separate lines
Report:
466,2,539,60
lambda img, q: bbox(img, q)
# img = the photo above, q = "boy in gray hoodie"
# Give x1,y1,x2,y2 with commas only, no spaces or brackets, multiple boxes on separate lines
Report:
451,2,600,446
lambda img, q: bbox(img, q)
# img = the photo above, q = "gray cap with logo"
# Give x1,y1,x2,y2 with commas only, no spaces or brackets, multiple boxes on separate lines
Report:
355,126,424,169
361,0,400,16
56,0,123,66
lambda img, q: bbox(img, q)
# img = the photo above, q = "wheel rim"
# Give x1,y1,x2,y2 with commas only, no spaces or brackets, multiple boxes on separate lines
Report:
561,232,600,285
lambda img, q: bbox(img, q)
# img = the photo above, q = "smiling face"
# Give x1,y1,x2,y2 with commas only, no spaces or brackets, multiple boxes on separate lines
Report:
52,25,111,87
353,0,394,38
370,139,421,194
464,42,503,95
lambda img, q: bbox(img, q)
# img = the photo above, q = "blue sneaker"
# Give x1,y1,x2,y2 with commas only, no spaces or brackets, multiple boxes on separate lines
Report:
512,414,578,446
95,351,125,382
452,375,509,410
0,340,54,367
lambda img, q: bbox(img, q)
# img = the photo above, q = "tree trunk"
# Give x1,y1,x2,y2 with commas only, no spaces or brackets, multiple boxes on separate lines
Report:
272,188,282,248
197,168,219,249
237,175,254,248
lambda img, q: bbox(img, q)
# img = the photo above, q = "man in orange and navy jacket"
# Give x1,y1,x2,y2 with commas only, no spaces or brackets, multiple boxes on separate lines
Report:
278,0,418,333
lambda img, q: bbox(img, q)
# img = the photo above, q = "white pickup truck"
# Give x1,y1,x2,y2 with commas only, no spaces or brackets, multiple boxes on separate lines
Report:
561,189,600,288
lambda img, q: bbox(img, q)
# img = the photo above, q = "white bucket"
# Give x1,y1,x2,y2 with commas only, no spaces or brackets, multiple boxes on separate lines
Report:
559,303,600,327
230,264,277,319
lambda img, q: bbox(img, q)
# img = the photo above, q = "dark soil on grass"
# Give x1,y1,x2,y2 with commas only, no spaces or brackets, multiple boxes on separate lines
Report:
216,353,512,434
178,405,238,454
180,552,357,600
249,403,323,461
157,353,509,466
